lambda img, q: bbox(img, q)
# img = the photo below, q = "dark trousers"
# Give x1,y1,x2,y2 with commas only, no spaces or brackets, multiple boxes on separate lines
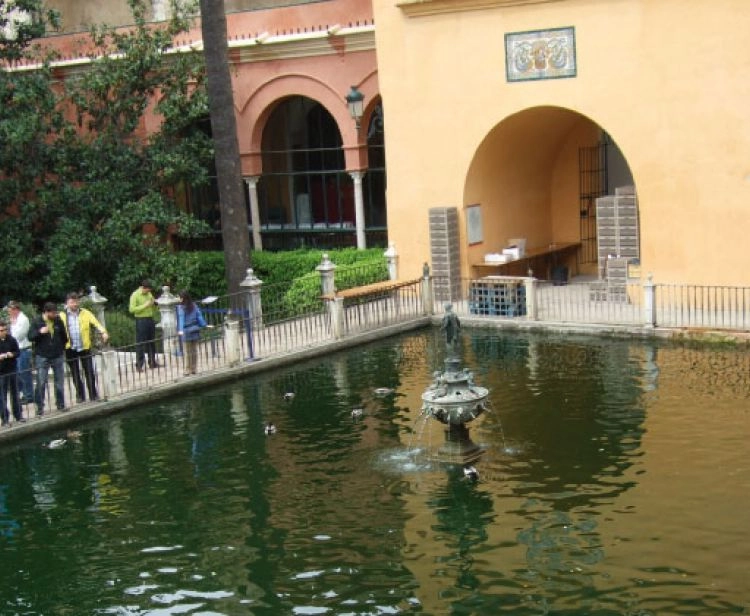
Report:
0,371,21,423
66,348,98,401
34,355,65,414
17,348,33,401
135,317,157,369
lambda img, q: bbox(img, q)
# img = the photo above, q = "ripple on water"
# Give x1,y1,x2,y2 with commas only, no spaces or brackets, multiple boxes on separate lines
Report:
372,447,439,475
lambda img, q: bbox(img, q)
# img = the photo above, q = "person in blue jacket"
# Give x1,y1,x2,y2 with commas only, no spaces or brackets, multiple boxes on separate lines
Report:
177,291,206,376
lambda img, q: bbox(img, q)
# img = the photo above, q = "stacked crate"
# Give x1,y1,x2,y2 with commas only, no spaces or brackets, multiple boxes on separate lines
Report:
429,207,462,302
595,185,639,278
592,186,639,302
469,278,527,316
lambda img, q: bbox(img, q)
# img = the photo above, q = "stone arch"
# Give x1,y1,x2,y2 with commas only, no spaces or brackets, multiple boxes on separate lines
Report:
238,73,365,175
463,105,635,279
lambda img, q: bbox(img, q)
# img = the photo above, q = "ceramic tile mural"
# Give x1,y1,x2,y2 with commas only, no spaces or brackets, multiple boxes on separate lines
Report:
505,26,576,82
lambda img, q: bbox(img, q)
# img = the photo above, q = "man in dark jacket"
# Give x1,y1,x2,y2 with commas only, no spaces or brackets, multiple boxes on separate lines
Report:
28,302,69,416
0,320,23,425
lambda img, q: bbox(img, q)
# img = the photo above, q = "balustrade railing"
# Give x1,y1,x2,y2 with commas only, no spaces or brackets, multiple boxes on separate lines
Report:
12,267,750,427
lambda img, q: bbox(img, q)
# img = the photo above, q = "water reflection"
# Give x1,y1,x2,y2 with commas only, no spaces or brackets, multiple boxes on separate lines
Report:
0,330,747,614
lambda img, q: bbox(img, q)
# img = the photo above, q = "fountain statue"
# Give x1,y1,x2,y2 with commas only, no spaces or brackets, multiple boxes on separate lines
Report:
421,304,489,465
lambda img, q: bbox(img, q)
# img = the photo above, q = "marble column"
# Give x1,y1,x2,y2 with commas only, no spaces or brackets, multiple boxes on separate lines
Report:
349,170,366,249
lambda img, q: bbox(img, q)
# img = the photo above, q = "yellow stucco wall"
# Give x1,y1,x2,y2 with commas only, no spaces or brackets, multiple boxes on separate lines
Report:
373,0,750,285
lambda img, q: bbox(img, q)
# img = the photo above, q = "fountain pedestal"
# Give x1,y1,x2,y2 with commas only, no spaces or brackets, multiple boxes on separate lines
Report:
421,357,489,465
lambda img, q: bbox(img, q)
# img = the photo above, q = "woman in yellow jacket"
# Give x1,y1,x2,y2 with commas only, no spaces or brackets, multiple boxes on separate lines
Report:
60,292,109,403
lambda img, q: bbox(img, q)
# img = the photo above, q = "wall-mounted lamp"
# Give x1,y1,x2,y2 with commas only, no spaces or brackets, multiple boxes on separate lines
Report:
345,85,365,130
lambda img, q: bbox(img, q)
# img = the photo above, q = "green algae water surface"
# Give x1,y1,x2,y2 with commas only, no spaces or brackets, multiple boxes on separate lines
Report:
0,329,748,614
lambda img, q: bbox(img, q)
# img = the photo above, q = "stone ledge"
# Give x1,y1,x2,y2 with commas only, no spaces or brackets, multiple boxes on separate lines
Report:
398,0,565,17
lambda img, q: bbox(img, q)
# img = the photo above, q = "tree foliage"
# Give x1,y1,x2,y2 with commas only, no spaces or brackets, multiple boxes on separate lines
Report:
0,0,213,306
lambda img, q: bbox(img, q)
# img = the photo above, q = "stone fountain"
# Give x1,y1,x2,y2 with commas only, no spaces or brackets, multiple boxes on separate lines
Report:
421,305,489,465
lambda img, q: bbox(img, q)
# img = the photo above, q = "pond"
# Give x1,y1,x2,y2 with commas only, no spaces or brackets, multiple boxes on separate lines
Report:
0,328,748,615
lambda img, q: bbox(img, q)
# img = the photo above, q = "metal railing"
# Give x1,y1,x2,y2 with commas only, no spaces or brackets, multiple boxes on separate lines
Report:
447,275,750,332
654,284,750,330
535,279,643,325
11,272,750,429
341,279,424,335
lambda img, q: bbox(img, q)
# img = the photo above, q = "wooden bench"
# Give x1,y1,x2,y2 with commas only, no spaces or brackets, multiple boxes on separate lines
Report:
322,278,421,301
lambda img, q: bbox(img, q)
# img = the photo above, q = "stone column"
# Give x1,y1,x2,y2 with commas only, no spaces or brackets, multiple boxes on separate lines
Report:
156,286,180,358
421,262,434,316
524,277,538,321
350,170,366,249
384,242,398,281
318,253,339,337
317,253,336,297
223,318,242,365
239,268,264,360
331,297,345,339
88,286,108,329
643,273,656,328
99,349,119,400
244,176,263,251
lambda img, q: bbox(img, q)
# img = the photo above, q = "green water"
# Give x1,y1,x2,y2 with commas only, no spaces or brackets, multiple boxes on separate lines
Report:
0,329,748,614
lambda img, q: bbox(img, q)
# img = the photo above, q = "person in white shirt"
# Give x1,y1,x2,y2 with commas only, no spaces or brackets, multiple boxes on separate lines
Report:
6,301,33,404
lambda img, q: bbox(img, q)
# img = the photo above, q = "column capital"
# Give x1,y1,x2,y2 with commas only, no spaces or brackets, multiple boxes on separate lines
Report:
243,175,260,187
349,170,366,181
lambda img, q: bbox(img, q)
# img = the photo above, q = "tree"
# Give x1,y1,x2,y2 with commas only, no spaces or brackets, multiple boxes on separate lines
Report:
198,0,250,296
0,0,214,305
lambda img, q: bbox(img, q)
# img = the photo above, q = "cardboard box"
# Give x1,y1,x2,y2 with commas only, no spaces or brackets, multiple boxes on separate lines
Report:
484,253,509,264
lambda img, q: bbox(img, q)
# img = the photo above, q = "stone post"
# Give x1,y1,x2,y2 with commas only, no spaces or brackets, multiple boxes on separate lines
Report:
331,297,345,339
224,318,242,365
88,286,108,329
643,273,656,328
99,349,119,400
384,242,398,281
317,253,336,297
318,253,338,338
421,262,434,316
239,268,263,360
156,286,180,358
524,277,538,321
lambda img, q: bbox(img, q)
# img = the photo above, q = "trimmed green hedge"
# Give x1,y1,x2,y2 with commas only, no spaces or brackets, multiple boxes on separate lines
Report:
104,248,389,345
185,248,388,300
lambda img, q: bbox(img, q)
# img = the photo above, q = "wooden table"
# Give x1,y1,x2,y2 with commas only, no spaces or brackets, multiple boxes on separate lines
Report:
473,242,581,280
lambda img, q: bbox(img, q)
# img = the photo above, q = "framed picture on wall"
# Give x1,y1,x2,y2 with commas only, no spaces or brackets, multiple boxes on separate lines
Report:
466,204,483,245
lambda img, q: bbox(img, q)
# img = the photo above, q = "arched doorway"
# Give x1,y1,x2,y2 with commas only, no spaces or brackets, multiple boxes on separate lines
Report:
464,106,635,281
256,95,387,250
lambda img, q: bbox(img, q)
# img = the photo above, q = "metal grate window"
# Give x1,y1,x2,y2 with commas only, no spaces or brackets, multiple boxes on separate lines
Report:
578,136,608,265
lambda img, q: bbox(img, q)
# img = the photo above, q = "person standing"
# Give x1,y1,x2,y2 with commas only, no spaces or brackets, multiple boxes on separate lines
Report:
177,291,206,376
6,300,33,404
28,302,68,416
0,320,23,425
129,280,159,371
60,292,109,402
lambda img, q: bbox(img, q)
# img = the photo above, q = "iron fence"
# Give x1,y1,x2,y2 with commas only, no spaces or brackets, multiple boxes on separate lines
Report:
447,275,750,331
654,284,750,330
341,279,424,335
12,273,750,429
535,279,643,325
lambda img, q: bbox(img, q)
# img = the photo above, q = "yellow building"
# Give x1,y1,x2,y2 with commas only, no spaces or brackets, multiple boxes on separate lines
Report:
373,0,750,287
29,0,750,288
